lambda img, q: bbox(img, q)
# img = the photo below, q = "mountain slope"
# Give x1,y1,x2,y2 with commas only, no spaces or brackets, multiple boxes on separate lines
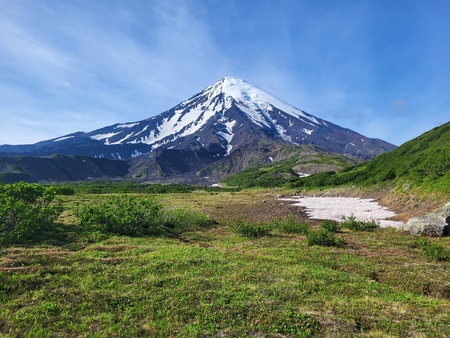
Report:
0,77,398,183
219,141,361,188
289,121,450,192
0,77,395,162
0,155,130,183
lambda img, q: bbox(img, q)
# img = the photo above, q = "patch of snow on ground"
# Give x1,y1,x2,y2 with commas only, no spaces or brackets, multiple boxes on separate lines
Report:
281,196,404,228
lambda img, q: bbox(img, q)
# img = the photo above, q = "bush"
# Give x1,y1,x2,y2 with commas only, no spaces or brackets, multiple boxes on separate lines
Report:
271,215,309,235
320,220,341,233
340,214,380,232
161,209,216,231
76,195,165,236
306,229,345,247
0,182,63,245
230,220,272,238
55,186,75,195
418,238,450,261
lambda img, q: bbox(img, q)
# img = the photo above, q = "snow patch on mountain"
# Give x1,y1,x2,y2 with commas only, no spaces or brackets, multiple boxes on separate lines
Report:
131,150,143,157
53,136,74,142
216,120,236,155
115,123,139,129
137,105,217,146
91,132,121,141
108,132,135,145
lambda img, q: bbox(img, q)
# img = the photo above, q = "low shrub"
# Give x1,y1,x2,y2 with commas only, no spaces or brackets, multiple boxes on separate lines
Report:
230,220,272,238
0,182,63,245
271,215,310,235
76,195,166,236
161,209,216,231
340,214,380,232
306,229,345,247
55,186,75,195
320,220,341,233
418,238,450,261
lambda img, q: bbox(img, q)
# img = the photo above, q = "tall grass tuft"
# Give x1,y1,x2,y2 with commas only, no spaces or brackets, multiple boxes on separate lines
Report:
229,220,272,238
270,215,310,234
418,238,450,261
340,214,380,232
320,220,341,233
306,229,345,247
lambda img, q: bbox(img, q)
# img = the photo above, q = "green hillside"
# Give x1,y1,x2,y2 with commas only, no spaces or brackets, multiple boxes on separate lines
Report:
222,147,359,188
291,121,450,192
224,122,450,193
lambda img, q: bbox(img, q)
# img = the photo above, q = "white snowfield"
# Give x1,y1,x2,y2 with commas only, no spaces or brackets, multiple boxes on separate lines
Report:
281,196,405,228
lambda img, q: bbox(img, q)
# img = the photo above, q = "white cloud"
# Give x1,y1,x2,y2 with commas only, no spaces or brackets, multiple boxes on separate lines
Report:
0,0,448,146
0,1,232,144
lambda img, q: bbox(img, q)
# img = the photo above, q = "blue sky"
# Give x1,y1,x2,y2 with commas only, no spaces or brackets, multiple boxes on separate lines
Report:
1,0,449,146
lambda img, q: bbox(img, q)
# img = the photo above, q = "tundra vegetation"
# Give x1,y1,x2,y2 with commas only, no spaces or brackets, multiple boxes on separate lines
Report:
0,182,449,337
223,122,450,194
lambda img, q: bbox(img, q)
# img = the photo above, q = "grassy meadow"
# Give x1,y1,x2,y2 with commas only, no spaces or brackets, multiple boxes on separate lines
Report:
1,188,449,337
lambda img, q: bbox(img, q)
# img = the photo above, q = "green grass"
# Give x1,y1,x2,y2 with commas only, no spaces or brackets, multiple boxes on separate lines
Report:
289,121,450,194
1,190,450,337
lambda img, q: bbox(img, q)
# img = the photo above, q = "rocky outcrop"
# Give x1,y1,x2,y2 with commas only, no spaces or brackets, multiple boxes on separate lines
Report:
443,202,450,225
400,203,450,237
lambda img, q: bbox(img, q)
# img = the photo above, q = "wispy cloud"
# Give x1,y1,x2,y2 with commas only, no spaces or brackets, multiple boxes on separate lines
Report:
0,0,448,146
0,1,232,143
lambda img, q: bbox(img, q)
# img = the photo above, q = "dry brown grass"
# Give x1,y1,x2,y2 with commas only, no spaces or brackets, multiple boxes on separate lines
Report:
155,189,308,224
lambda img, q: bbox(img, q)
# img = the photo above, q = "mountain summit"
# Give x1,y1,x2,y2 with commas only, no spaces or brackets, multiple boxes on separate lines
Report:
0,77,396,163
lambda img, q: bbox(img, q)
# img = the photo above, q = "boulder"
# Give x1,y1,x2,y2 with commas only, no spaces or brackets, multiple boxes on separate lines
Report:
443,202,450,218
401,214,449,237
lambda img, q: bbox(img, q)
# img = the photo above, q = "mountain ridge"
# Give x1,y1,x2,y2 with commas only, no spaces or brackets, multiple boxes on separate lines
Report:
0,77,395,160
0,77,397,183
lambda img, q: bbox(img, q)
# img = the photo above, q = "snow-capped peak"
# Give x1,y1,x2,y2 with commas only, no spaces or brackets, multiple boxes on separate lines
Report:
0,76,397,162
85,76,326,155
210,77,321,125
